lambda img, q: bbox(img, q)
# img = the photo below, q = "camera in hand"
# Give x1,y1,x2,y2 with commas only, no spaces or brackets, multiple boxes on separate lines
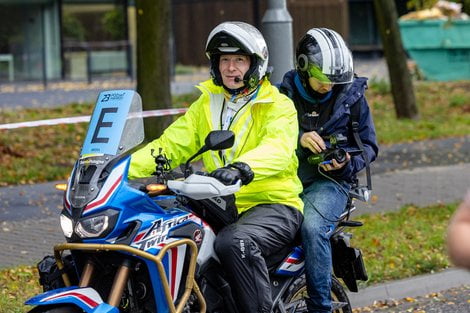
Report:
307,134,348,165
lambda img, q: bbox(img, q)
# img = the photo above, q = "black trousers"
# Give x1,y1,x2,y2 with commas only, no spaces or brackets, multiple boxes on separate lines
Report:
214,203,303,313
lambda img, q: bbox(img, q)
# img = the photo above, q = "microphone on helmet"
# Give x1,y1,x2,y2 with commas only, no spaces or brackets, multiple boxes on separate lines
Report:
234,76,247,83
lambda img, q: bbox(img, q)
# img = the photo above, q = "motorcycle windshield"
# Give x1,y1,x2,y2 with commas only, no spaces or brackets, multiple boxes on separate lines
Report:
69,90,145,209
81,90,145,157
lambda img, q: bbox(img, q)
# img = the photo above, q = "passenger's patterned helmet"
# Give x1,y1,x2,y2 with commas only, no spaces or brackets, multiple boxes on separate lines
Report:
296,28,353,85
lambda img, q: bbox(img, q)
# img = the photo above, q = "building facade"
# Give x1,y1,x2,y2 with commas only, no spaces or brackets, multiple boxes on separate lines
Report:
0,0,408,83
0,0,131,83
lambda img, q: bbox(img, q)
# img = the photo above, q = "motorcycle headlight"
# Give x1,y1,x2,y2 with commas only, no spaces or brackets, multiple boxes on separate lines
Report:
75,215,109,238
60,214,74,238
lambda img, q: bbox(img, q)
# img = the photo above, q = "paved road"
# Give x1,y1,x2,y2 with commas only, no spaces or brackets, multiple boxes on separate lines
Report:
349,267,470,311
356,136,470,214
0,57,388,110
0,75,205,110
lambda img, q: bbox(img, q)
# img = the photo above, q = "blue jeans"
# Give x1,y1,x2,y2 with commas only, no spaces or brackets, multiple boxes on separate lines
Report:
301,177,350,313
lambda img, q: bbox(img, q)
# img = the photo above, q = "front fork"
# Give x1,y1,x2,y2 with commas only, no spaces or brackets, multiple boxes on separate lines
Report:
54,240,206,313
77,259,131,308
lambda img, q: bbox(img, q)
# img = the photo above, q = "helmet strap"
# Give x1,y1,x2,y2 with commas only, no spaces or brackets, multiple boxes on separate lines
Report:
242,55,259,90
223,84,247,96
210,54,223,86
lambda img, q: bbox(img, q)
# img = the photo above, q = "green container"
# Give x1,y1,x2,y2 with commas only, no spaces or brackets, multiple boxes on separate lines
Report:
399,19,470,81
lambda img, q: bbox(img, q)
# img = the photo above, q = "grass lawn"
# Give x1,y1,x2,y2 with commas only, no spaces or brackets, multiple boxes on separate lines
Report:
0,202,457,312
353,203,455,286
368,80,470,144
0,266,42,313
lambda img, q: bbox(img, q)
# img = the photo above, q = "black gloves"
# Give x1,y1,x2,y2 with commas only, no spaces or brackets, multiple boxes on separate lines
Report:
210,162,254,186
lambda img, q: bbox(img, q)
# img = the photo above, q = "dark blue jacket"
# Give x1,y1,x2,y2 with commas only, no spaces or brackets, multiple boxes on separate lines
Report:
279,70,379,186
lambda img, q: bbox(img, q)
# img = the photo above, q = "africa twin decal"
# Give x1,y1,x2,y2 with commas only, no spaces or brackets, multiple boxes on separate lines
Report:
131,218,192,301
132,215,191,250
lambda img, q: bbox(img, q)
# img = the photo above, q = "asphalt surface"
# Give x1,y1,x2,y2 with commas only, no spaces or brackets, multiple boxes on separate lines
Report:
1,58,469,310
355,136,470,215
0,56,388,109
354,283,470,312
0,76,201,109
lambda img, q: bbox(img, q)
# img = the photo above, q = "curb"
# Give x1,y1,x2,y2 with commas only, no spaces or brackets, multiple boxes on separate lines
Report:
348,268,470,308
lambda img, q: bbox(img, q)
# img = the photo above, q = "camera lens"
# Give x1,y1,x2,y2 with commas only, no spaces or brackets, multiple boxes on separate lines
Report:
333,149,347,163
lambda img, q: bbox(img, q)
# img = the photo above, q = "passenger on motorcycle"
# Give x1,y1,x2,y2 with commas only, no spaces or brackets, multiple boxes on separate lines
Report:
279,28,379,313
128,21,303,313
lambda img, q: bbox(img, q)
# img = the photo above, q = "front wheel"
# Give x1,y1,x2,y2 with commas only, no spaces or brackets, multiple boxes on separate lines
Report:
27,304,84,313
281,275,352,313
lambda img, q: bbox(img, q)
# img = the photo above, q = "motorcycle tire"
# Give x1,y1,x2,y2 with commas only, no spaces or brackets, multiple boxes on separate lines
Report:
27,304,83,313
281,275,352,313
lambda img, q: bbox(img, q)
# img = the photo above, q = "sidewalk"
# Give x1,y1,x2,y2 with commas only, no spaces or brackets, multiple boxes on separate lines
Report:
0,57,388,110
348,268,470,308
0,73,208,110
356,163,470,214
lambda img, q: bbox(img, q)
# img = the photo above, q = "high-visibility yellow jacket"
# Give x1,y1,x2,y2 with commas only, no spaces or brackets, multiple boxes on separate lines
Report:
128,78,303,213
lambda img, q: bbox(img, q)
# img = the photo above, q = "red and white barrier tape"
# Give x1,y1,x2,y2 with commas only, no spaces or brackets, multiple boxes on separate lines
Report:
0,108,188,130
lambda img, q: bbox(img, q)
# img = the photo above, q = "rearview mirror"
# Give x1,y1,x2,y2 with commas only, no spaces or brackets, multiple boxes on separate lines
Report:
183,130,235,177
204,130,235,151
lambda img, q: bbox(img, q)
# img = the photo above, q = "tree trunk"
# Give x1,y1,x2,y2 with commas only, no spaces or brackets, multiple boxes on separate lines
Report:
135,0,172,139
373,0,419,120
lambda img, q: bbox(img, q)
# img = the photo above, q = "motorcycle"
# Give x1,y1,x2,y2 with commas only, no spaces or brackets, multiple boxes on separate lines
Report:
25,90,368,313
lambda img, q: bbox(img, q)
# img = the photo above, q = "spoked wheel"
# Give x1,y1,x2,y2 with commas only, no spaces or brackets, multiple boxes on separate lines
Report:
27,304,84,313
281,275,352,313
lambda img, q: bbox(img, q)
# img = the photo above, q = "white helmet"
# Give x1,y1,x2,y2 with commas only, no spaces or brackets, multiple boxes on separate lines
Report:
296,28,354,85
205,21,269,91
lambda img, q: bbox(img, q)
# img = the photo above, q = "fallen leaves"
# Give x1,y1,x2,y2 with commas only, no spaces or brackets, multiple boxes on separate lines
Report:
0,266,42,310
353,285,470,312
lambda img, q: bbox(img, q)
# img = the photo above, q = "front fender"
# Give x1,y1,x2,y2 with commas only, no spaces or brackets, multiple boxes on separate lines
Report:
25,286,119,313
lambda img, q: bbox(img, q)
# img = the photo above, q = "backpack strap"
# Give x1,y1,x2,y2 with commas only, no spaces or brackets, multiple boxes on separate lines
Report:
350,103,372,190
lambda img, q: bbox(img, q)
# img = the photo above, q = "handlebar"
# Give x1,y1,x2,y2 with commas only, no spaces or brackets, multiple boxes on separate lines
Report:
167,174,241,200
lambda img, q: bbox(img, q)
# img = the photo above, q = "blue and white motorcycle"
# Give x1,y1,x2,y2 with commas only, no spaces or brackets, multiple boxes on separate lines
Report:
25,90,366,313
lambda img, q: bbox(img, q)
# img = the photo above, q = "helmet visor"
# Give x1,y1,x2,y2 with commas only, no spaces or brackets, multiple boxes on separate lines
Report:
206,32,250,57
304,46,354,85
306,63,332,85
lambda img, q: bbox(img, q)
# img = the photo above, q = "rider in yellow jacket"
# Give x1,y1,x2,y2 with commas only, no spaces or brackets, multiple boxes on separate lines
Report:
129,22,303,313
128,77,303,214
